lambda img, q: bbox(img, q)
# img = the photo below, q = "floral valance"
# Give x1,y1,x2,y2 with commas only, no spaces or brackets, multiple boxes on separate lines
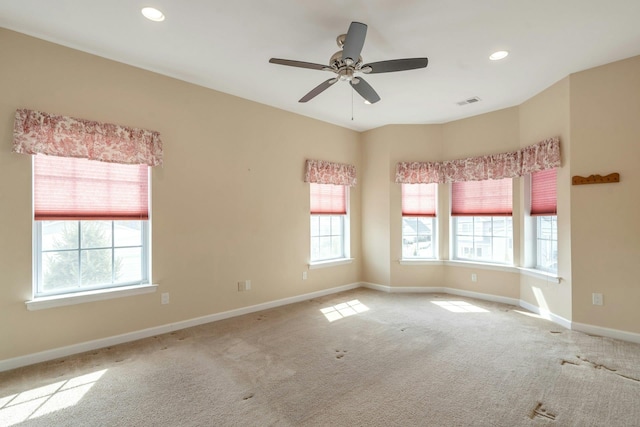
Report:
12,109,163,166
305,159,357,187
395,137,560,184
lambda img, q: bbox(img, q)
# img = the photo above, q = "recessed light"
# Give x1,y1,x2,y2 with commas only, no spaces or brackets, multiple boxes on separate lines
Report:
489,50,509,61
141,7,165,22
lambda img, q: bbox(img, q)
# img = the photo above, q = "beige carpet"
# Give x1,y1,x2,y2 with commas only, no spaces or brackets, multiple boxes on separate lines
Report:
1,288,639,426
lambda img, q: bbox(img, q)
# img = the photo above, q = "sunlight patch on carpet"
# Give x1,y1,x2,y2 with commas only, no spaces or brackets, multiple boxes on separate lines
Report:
0,369,107,426
513,310,544,319
321,299,369,322
431,300,489,313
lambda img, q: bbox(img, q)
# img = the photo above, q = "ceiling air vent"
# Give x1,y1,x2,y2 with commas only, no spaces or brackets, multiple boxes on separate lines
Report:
456,96,481,106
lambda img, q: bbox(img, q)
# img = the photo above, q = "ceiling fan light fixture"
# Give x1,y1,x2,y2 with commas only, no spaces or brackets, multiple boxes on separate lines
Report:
141,7,165,22
489,50,509,61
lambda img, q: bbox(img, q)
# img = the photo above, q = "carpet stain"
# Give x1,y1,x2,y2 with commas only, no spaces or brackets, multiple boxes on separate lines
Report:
530,402,556,420
400,327,408,332
243,392,255,401
562,355,640,383
335,349,347,360
550,331,562,334
257,314,268,321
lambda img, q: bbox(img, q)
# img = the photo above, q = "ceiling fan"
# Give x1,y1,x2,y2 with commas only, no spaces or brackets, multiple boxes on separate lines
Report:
269,22,428,104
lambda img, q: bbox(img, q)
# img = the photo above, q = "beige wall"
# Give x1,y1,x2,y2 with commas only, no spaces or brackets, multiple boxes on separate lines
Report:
570,56,640,333
0,29,361,360
2,27,640,363
518,77,572,321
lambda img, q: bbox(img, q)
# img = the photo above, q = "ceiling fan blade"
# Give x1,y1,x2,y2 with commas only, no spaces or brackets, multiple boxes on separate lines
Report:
299,78,338,103
342,22,367,64
350,77,380,104
269,58,327,71
364,58,429,74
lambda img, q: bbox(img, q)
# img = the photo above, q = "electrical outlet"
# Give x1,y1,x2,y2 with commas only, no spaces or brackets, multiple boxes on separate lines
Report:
592,293,603,306
471,273,477,282
302,271,308,280
161,293,169,304
245,280,251,291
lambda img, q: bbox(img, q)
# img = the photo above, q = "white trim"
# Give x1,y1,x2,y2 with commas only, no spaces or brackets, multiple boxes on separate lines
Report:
2,282,360,372
7,282,640,373
309,258,354,269
519,300,572,329
444,260,518,273
572,322,640,345
360,282,518,305
518,267,561,284
442,287,520,306
26,284,158,311
399,259,443,266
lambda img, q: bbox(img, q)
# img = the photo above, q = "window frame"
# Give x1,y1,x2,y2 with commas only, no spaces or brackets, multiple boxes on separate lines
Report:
33,220,151,298
450,178,514,265
31,156,152,300
451,216,514,265
401,182,438,260
309,184,350,264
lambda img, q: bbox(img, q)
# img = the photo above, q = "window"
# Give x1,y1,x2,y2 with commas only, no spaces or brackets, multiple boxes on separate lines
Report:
33,155,150,297
310,183,349,262
531,169,557,272
451,178,513,264
401,183,436,259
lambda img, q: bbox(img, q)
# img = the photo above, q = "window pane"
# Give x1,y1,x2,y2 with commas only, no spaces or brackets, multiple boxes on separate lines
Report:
310,236,320,261
42,221,78,251
114,221,142,247
42,251,79,291
402,217,435,259
456,217,473,235
453,216,513,264
115,247,143,282
319,236,332,258
331,236,343,258
474,217,492,237
310,216,320,237
81,248,113,285
319,216,331,236
535,216,557,272
81,221,112,248
331,216,342,235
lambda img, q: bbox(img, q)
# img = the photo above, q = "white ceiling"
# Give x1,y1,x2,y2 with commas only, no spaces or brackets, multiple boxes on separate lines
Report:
1,0,640,132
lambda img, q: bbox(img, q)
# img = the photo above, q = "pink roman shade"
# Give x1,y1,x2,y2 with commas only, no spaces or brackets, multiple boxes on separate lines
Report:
310,183,346,215
34,155,149,220
305,159,356,187
531,168,557,216
402,183,436,217
451,178,513,216
13,109,163,166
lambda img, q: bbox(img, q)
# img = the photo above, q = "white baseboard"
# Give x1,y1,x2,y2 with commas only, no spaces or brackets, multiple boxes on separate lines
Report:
361,282,519,306
362,282,640,342
4,281,639,372
519,300,572,330
572,321,640,345
0,282,361,373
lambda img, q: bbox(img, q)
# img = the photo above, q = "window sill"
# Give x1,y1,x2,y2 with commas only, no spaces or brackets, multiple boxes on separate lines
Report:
399,259,443,266
518,267,561,284
309,258,354,269
26,283,158,311
444,260,518,273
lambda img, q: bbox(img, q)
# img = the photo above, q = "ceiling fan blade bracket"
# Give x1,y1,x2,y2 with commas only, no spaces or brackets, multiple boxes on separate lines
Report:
342,22,367,63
